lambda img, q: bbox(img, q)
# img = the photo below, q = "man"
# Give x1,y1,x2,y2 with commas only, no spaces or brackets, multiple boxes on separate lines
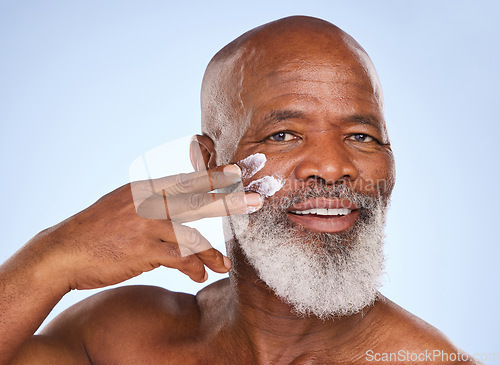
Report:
1,16,476,364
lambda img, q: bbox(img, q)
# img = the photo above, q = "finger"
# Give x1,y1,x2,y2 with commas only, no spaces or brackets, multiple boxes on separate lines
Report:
149,224,208,282
195,247,232,274
176,255,208,283
170,223,213,257
136,191,263,221
150,222,230,280
148,164,242,196
167,191,262,222
169,224,231,275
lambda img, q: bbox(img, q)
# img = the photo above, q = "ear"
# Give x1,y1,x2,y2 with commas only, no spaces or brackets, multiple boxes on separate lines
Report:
190,134,217,171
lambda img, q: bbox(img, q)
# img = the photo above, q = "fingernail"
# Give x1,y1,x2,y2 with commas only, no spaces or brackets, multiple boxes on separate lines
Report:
203,271,208,282
245,193,263,212
223,164,242,178
246,206,261,214
223,256,232,270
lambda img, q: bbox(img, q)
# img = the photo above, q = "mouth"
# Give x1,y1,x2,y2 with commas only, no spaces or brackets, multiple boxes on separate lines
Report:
287,198,360,233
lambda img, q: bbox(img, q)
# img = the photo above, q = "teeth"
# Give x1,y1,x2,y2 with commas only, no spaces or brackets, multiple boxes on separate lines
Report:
291,208,351,216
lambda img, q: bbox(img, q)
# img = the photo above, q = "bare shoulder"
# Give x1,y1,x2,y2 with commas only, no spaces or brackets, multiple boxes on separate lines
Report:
195,277,232,313
47,284,200,334
38,285,202,363
374,295,455,346
10,285,202,364
370,295,480,364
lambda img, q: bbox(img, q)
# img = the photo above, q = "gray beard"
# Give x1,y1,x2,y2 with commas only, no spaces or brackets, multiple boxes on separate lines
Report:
223,183,388,320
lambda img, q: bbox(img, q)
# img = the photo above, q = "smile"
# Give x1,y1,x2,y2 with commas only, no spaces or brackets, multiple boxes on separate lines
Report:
287,198,359,233
289,208,351,216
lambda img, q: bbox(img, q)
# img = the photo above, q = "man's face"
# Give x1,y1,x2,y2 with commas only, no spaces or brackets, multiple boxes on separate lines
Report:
223,33,395,318
231,40,395,227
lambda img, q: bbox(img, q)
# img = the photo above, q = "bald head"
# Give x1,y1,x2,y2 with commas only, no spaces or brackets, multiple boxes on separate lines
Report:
201,16,384,164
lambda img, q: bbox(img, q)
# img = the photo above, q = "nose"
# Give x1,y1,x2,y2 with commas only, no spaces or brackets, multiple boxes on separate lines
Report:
293,134,359,184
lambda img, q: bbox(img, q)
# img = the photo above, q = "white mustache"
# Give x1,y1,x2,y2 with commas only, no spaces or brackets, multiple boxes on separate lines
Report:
263,184,382,213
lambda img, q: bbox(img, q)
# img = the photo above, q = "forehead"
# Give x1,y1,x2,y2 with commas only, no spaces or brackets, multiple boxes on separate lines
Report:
238,46,384,130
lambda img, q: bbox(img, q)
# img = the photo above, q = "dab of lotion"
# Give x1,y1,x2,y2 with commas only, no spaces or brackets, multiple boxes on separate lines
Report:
246,175,285,198
238,153,266,179
238,152,285,198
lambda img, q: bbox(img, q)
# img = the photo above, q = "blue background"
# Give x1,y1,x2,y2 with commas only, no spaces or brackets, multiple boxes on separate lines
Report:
1,0,498,358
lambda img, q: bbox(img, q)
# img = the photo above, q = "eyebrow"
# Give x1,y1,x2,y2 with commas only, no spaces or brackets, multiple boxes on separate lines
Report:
260,110,385,136
344,114,383,130
262,110,306,125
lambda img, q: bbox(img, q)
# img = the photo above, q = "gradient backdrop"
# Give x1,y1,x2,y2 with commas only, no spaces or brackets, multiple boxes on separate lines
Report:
1,0,498,359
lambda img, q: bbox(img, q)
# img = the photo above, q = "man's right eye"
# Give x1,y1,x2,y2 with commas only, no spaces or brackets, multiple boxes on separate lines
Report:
268,132,296,142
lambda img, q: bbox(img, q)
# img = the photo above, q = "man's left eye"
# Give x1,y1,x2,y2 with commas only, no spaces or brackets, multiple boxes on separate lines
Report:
269,132,296,142
351,134,375,142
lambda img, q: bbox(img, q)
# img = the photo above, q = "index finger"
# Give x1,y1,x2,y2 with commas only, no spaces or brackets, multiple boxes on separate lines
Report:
149,164,242,196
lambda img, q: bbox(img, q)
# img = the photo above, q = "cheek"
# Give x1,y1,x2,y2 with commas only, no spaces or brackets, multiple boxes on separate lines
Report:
264,156,297,182
252,156,304,199
355,152,396,197
241,155,292,183
240,155,291,198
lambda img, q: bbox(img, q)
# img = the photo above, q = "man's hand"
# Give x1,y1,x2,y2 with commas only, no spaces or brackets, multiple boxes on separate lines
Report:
0,163,261,364
31,164,262,290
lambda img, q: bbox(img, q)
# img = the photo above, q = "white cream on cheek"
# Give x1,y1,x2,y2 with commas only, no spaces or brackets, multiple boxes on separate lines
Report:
237,153,285,198
238,153,266,179
246,175,285,198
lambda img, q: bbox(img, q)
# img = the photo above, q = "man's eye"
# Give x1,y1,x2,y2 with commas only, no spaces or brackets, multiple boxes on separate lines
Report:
268,132,296,142
351,134,375,143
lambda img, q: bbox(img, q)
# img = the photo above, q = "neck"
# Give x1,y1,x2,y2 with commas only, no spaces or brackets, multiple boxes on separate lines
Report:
227,242,378,363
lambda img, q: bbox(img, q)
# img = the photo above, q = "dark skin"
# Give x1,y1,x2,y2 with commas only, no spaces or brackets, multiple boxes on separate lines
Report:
2,16,476,364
